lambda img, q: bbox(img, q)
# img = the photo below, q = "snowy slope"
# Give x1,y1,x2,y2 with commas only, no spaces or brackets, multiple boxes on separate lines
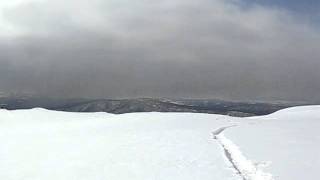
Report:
0,109,239,180
0,106,319,180
224,106,320,180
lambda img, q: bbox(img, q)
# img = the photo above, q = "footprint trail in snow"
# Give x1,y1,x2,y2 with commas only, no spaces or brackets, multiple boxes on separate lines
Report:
213,126,274,180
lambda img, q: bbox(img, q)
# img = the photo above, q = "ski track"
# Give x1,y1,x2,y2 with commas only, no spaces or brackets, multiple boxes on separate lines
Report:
213,126,274,180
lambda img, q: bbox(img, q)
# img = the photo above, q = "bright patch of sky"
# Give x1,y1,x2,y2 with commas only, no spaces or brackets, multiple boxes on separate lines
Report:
243,0,320,23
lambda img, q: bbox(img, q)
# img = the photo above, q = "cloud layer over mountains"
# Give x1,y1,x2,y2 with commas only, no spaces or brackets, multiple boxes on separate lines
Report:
0,0,319,101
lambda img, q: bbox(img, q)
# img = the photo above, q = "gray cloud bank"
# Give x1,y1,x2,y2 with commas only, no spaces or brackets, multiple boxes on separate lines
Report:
0,0,320,102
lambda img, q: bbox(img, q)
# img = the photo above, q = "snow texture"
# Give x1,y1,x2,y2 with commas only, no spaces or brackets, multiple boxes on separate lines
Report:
216,133,274,180
1,105,320,180
224,106,320,180
0,109,239,180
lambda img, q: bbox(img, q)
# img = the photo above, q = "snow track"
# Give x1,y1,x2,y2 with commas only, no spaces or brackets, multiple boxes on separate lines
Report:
4,106,319,180
213,126,274,180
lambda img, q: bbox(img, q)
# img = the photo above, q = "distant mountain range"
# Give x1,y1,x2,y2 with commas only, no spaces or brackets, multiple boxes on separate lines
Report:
0,95,309,117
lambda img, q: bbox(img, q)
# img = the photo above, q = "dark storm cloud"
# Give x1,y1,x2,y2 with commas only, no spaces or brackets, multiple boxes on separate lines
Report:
0,0,320,102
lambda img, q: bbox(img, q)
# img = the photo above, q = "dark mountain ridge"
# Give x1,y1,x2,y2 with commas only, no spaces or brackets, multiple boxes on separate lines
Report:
0,95,309,117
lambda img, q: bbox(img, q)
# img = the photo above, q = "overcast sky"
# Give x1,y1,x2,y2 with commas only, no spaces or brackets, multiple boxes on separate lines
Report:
0,0,319,102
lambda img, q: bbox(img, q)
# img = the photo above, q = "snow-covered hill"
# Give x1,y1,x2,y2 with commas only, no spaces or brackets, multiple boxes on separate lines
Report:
224,106,320,180
0,106,319,180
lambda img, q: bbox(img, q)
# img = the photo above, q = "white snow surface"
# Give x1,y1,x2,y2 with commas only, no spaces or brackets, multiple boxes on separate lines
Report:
216,134,274,180
0,109,239,180
1,106,320,180
224,106,320,180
